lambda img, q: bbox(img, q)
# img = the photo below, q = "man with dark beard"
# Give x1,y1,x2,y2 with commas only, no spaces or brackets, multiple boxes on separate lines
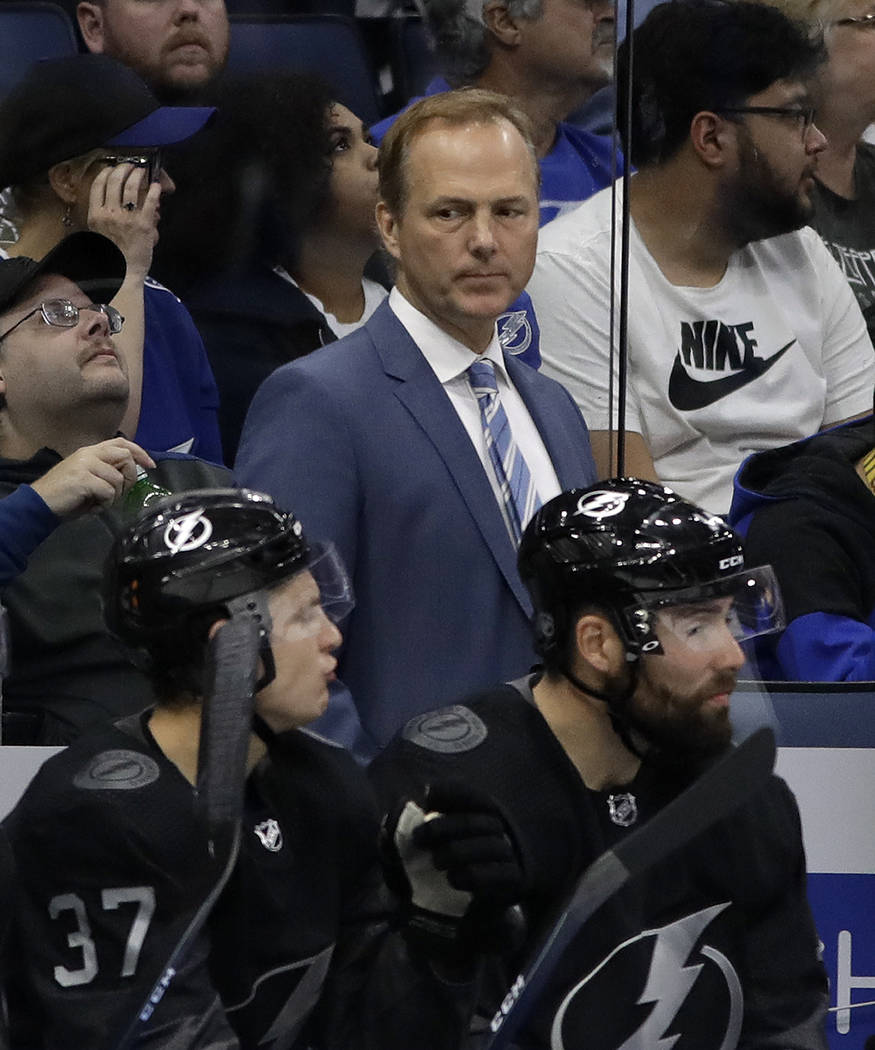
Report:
370,478,829,1050
527,0,874,515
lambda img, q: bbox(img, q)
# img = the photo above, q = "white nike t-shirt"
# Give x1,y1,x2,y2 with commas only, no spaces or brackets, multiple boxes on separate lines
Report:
528,183,875,513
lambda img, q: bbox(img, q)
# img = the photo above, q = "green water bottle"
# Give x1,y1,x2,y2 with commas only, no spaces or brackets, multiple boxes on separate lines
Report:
124,466,171,515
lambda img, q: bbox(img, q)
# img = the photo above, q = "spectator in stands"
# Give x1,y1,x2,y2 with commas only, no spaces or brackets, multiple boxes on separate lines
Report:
730,392,875,682
527,0,874,514
755,1,875,342
179,75,384,462
0,54,223,463
76,0,230,296
0,439,154,588
370,0,622,225
77,0,229,105
575,0,665,133
0,232,229,745
235,89,598,761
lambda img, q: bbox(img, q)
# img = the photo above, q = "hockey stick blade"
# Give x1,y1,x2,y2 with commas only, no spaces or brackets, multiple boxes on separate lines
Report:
109,613,261,1050
483,725,777,1049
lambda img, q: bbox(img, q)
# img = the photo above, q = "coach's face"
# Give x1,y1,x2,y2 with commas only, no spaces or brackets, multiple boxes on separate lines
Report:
376,118,540,354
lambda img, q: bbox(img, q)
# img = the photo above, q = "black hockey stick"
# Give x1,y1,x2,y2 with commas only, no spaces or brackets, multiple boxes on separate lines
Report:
483,725,777,1050
109,609,262,1050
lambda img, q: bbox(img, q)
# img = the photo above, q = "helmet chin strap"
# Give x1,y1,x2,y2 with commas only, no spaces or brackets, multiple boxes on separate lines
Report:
251,637,278,745
223,591,277,737
560,660,650,760
254,634,275,692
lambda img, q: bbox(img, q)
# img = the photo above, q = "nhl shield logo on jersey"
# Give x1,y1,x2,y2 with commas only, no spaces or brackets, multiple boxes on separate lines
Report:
550,903,742,1050
402,705,488,753
253,818,283,852
606,792,638,828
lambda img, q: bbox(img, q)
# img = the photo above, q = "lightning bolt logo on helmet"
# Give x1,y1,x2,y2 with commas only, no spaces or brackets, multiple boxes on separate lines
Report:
574,490,631,520
163,508,213,553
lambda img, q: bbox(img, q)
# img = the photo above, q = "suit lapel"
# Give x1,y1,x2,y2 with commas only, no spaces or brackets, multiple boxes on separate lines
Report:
369,304,533,615
508,354,587,489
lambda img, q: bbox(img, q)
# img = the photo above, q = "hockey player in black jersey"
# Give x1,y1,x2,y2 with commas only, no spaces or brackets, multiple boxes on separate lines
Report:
2,489,503,1049
372,478,830,1050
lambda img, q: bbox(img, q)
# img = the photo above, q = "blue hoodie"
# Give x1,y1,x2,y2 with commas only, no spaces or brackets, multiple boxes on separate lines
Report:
729,416,875,682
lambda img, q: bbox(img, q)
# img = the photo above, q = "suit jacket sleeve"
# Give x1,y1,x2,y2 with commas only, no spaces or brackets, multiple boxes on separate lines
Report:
234,360,360,594
234,361,368,753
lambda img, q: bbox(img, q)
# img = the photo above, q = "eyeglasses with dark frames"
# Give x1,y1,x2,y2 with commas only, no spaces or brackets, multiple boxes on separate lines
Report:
831,12,875,27
716,106,818,139
98,149,164,184
0,298,125,342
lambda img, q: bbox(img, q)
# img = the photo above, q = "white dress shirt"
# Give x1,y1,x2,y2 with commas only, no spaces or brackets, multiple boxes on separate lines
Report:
389,287,561,535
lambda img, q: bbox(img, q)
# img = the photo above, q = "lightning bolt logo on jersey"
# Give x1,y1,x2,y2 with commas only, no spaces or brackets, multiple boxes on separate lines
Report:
550,903,743,1050
497,290,541,368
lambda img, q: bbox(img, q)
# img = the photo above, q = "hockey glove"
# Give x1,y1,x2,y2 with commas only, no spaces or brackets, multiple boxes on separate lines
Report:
382,780,526,967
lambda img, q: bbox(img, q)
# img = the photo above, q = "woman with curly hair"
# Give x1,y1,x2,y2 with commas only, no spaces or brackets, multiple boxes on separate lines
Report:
175,73,383,462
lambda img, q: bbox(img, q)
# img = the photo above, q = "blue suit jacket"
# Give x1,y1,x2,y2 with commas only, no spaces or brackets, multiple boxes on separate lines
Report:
235,301,596,759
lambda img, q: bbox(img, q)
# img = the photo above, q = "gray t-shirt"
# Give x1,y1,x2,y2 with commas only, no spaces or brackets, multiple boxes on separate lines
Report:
810,141,875,338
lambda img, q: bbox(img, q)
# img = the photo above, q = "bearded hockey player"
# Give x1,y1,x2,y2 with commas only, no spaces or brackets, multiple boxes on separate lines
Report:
2,489,493,1049
371,477,829,1050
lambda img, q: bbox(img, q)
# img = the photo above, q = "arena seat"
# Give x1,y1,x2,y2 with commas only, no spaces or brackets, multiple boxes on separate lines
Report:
388,15,439,101
227,14,383,125
0,2,79,98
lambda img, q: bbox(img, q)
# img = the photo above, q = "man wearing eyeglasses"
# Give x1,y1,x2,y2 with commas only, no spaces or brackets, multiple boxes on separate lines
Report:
0,232,230,744
0,54,222,464
528,0,875,516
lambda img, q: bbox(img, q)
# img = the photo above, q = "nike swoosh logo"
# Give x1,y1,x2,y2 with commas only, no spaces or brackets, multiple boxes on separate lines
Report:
668,339,797,411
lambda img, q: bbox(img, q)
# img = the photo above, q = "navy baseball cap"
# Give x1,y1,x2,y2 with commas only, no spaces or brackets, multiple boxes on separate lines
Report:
0,232,127,316
0,54,215,188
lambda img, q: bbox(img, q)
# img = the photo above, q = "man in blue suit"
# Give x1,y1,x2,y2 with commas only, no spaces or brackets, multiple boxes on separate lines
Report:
235,89,596,760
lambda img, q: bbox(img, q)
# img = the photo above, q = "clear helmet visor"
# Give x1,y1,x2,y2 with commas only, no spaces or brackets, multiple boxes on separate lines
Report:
308,541,354,625
624,565,785,655
266,541,354,644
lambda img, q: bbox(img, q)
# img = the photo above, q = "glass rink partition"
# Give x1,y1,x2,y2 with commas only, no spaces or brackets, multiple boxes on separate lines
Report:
1,681,874,1047
733,681,875,1050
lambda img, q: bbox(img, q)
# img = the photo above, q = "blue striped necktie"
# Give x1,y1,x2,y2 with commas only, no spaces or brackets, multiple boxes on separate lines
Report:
468,357,541,545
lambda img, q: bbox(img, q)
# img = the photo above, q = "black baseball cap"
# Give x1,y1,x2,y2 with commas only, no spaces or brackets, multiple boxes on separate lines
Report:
0,54,215,188
0,232,127,317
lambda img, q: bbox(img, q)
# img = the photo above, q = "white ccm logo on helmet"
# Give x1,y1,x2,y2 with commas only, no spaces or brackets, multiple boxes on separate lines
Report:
574,491,631,520
718,555,744,570
163,509,213,554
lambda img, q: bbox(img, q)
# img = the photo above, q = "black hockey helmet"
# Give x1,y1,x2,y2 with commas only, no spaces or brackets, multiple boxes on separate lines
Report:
105,488,351,652
518,478,783,660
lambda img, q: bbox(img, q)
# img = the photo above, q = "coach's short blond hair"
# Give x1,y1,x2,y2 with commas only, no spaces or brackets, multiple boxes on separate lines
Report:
378,88,540,217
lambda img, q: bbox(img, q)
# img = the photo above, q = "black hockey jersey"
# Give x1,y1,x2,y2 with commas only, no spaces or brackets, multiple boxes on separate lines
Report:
369,681,829,1050
4,712,476,1050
